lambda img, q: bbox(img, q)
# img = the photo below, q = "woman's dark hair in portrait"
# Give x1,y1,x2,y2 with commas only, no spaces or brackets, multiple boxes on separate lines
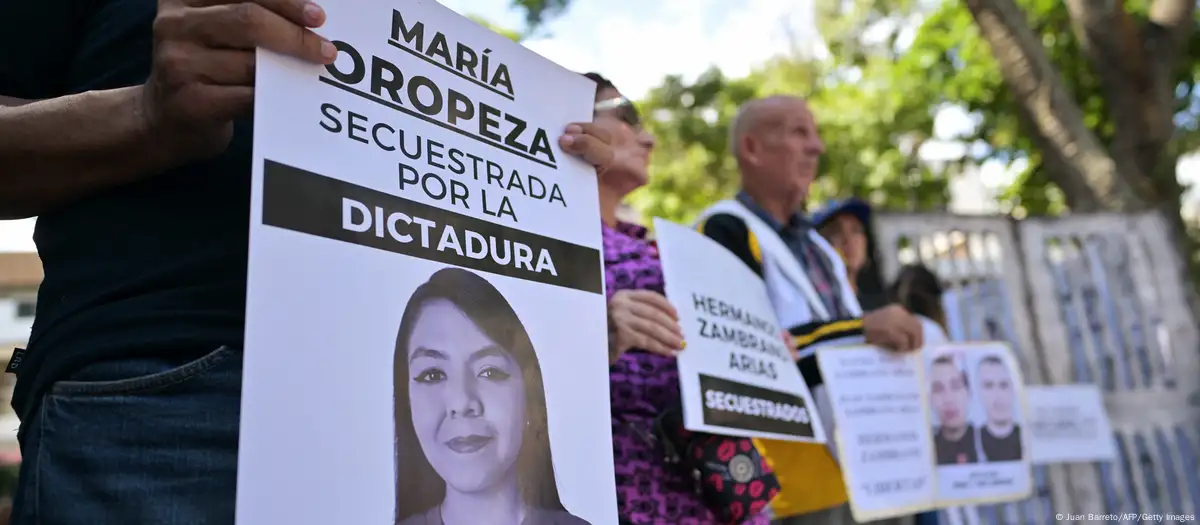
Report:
392,267,565,521
889,264,947,329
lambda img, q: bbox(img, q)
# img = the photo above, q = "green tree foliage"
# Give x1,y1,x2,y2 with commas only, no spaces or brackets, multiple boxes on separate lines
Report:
466,14,523,43
625,58,951,225
623,0,952,224
510,0,571,28
511,0,1200,291
510,0,1199,222
905,0,1200,217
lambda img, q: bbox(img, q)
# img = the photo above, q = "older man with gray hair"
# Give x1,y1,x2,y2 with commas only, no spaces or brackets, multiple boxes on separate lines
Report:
695,95,922,524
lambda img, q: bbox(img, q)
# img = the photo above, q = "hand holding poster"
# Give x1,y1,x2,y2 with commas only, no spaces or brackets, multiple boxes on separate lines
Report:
653,219,825,443
237,2,614,524
818,342,1032,521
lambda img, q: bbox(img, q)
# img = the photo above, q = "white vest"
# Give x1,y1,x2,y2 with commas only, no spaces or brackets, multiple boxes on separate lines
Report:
694,199,862,334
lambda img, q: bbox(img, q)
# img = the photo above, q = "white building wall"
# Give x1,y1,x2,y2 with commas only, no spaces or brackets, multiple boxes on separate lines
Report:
0,294,35,349
0,292,31,452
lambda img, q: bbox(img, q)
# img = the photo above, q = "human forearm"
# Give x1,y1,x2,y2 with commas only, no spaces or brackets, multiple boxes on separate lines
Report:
0,86,181,219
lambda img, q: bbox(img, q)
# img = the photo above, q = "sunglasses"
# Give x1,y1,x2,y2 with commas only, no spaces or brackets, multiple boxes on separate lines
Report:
594,96,642,128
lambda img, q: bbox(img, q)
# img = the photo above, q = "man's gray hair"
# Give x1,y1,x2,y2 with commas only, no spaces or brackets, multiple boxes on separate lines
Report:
727,96,802,167
727,103,753,166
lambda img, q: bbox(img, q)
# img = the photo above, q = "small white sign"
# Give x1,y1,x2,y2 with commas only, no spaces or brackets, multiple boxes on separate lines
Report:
817,347,935,520
818,342,1034,521
1026,384,1116,464
654,219,825,443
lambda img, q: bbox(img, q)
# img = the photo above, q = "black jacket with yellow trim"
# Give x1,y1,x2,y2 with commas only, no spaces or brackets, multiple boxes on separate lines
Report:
790,319,864,387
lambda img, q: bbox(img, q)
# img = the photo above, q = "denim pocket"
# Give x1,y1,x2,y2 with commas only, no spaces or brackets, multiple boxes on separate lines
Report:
48,345,238,397
25,346,242,525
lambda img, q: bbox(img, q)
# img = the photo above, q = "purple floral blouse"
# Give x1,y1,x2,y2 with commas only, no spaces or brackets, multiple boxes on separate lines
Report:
603,222,769,525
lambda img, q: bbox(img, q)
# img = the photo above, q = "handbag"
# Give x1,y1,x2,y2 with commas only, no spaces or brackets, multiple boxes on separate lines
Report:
626,407,781,524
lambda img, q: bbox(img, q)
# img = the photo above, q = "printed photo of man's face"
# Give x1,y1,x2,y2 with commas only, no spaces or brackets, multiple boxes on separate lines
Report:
978,356,1015,426
930,357,970,431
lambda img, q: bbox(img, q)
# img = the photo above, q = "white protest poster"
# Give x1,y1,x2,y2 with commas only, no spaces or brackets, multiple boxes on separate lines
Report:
236,1,614,524
653,219,825,443
818,341,1033,520
815,347,935,521
926,342,1032,506
1025,384,1117,464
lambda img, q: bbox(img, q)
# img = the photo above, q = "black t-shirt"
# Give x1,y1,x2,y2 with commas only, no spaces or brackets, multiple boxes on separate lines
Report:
980,424,1022,462
1,0,249,419
934,425,978,465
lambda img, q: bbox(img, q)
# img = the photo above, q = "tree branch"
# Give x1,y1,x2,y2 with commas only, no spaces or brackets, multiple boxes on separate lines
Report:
963,0,1143,211
1144,0,1197,162
1063,0,1161,200
1146,0,1196,64
1065,0,1195,192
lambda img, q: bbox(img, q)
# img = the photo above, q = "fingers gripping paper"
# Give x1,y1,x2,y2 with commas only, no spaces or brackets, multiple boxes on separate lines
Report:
237,2,614,524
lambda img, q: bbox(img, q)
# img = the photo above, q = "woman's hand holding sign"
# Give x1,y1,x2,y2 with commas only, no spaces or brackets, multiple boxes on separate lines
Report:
607,290,686,364
559,121,617,173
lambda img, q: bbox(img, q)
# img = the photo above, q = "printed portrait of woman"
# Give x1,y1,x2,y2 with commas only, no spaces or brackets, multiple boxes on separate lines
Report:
392,267,590,525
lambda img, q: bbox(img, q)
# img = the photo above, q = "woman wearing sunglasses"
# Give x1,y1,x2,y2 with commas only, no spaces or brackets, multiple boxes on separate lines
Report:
589,72,770,525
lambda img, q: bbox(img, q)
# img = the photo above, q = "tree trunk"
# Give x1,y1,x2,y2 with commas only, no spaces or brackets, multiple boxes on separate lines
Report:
1065,0,1195,198
964,0,1200,310
1064,0,1197,303
962,0,1145,212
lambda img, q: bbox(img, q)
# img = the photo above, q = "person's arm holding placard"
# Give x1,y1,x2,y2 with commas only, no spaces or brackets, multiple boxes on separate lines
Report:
560,99,687,366
0,0,622,221
700,216,922,358
606,289,686,364
0,0,343,219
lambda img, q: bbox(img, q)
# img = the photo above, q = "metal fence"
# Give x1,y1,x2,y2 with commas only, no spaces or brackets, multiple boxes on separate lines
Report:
872,211,1200,524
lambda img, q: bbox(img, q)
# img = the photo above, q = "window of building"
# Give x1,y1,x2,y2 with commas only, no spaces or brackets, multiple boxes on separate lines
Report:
0,370,13,407
15,299,35,319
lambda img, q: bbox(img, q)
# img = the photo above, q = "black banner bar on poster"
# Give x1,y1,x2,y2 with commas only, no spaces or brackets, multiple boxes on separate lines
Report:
699,373,816,438
261,159,603,294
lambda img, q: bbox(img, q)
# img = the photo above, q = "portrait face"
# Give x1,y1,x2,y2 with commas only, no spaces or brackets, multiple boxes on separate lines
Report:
819,213,867,275
594,86,655,194
747,98,825,203
978,359,1015,424
406,298,528,494
930,361,969,430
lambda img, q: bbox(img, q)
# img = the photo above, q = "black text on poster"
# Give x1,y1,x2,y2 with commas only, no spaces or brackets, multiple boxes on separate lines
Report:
699,374,815,437
260,160,602,294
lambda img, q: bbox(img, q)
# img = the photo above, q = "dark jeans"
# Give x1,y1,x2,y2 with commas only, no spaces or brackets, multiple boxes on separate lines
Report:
9,346,242,525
